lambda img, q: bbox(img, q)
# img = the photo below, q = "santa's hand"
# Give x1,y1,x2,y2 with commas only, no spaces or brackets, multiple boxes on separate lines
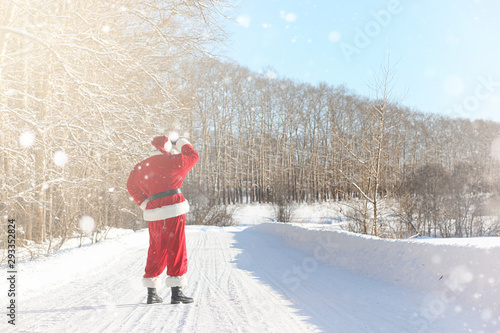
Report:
175,137,192,150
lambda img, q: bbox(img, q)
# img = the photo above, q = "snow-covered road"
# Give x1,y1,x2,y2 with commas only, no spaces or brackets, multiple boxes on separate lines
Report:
2,225,496,332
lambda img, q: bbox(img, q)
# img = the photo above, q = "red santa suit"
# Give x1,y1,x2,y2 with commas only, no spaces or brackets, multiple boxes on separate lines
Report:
127,135,199,289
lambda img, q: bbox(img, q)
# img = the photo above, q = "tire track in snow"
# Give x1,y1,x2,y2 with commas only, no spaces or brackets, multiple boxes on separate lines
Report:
181,230,249,332
7,226,477,333
5,227,320,333
189,229,261,332
183,228,319,333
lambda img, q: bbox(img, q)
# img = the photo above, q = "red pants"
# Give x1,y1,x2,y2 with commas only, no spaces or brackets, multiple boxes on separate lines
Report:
143,214,188,279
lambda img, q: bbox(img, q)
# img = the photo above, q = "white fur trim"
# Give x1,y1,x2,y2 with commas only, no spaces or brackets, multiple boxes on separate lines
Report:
143,276,162,289
165,275,187,287
143,200,190,221
175,138,191,151
164,139,172,152
140,199,149,210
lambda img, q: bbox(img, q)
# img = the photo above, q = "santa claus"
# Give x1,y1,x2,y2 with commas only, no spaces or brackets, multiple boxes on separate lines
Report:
127,134,199,304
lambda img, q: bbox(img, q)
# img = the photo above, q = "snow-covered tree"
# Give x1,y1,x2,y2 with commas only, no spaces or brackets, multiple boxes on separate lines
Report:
0,0,228,246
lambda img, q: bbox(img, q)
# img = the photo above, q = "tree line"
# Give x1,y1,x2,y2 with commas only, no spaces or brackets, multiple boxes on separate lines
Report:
176,58,500,237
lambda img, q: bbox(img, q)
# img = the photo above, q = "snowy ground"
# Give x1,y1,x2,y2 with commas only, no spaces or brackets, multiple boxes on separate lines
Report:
1,204,499,332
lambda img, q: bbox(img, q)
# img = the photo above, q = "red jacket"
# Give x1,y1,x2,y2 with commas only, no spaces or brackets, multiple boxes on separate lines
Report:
127,138,199,221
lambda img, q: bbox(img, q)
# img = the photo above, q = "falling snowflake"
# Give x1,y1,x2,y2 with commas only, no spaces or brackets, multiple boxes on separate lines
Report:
101,25,111,34
447,265,473,291
236,15,251,28
168,130,180,143
281,11,297,22
328,31,342,42
6,89,19,97
266,70,277,80
79,215,95,235
19,131,35,148
53,150,68,167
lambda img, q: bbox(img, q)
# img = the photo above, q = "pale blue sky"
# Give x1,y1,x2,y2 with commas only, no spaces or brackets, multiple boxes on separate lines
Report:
222,0,500,122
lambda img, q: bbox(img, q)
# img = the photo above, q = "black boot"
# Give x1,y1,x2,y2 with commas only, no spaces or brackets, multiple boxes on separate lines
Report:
171,287,194,304
147,288,163,304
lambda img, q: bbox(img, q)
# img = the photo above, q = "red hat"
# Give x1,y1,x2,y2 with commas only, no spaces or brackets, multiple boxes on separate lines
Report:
151,135,172,155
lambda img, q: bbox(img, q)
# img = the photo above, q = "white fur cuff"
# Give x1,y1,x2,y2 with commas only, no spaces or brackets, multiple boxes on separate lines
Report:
165,275,188,287
175,138,191,151
143,276,162,289
164,139,172,153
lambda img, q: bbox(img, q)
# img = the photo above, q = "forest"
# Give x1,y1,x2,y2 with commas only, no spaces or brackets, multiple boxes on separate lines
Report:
1,0,500,256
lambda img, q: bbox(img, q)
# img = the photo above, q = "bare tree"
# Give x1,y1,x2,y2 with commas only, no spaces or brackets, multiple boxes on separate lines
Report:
334,58,403,236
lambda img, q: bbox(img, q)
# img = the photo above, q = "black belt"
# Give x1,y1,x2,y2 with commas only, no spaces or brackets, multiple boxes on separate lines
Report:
148,189,181,201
